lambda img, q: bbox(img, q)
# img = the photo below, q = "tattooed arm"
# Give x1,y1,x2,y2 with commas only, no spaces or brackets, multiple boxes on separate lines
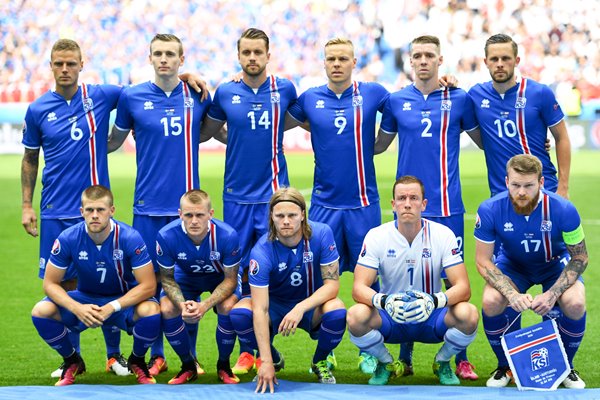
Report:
21,148,40,236
160,265,185,307
193,264,240,319
531,240,588,316
277,260,340,337
475,239,533,312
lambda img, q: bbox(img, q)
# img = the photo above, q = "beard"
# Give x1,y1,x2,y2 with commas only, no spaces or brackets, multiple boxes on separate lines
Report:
492,69,514,84
510,191,540,215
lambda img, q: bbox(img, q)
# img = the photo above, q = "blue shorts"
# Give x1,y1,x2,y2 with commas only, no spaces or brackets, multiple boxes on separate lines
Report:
223,201,269,272
310,203,381,274
43,290,158,334
133,214,178,271
378,308,448,344
160,272,242,301
39,217,83,281
496,252,583,293
269,300,318,339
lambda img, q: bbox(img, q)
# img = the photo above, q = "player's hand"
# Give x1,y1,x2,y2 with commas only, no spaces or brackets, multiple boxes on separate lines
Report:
74,303,105,328
508,292,533,312
179,72,209,101
22,206,38,237
439,74,458,88
383,293,411,323
255,360,278,394
98,303,116,320
402,290,436,323
531,291,558,316
279,305,304,336
181,300,201,323
229,71,243,83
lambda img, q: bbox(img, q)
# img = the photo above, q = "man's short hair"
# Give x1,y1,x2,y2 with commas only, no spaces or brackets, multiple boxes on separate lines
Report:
237,28,270,52
81,185,113,207
484,33,518,57
506,154,543,180
324,37,355,57
51,39,82,60
392,175,425,199
180,189,211,209
409,35,441,54
268,187,312,241
150,33,184,56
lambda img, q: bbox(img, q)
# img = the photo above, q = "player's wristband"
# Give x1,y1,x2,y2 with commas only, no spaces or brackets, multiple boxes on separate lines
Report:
432,292,447,309
109,300,122,312
372,293,388,310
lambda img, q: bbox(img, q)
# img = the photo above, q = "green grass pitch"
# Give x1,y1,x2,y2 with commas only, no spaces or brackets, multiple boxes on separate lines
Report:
0,149,598,387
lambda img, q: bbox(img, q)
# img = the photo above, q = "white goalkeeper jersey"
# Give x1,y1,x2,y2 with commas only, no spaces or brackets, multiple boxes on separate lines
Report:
357,219,463,295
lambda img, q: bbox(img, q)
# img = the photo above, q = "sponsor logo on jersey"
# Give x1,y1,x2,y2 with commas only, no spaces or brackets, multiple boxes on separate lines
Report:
422,248,431,258
249,259,259,275
231,247,240,256
504,222,514,232
184,97,194,108
315,100,325,109
78,251,88,260
440,99,452,111
475,213,481,229
278,262,287,271
329,243,336,252
156,242,163,257
303,251,313,263
386,248,396,258
209,251,221,261
143,101,154,110
39,257,46,269
51,239,61,255
271,92,280,103
360,244,367,258
480,99,490,108
352,95,363,107
231,95,241,104
402,102,411,111
540,220,552,232
500,111,510,119
47,112,58,122
22,121,27,136
68,116,77,123
178,252,187,260
451,247,460,255
136,244,147,255
82,97,94,112
113,249,124,260
515,96,527,109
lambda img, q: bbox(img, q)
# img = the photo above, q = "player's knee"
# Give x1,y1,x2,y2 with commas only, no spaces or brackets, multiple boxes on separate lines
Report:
136,300,160,318
559,295,586,320
322,297,345,313
216,294,238,315
232,297,252,311
346,303,371,333
31,300,58,319
481,286,507,315
159,297,179,318
452,302,479,332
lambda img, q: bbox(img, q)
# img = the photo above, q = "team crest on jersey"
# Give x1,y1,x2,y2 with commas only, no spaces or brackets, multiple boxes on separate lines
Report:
184,97,194,108
315,100,325,109
82,97,94,112
39,257,46,269
475,214,481,229
515,96,527,109
440,100,452,111
249,259,259,275
303,251,313,263
22,121,27,136
210,251,221,261
540,220,553,232
352,95,363,107
47,112,57,122
422,248,431,258
329,243,336,252
271,92,280,103
113,249,124,260
156,242,163,257
51,239,61,255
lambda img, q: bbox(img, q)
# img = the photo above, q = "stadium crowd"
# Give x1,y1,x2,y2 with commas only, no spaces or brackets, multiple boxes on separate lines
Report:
2,0,600,103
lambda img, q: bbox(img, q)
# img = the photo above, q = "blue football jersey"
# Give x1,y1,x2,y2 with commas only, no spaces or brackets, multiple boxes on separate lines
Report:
380,86,478,217
288,81,389,208
156,218,241,281
22,84,122,218
474,190,582,273
248,221,339,303
469,78,564,195
114,81,211,215
208,76,297,203
49,220,151,296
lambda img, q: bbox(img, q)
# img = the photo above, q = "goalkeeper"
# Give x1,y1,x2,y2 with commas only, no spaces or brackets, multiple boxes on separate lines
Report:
347,176,479,386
